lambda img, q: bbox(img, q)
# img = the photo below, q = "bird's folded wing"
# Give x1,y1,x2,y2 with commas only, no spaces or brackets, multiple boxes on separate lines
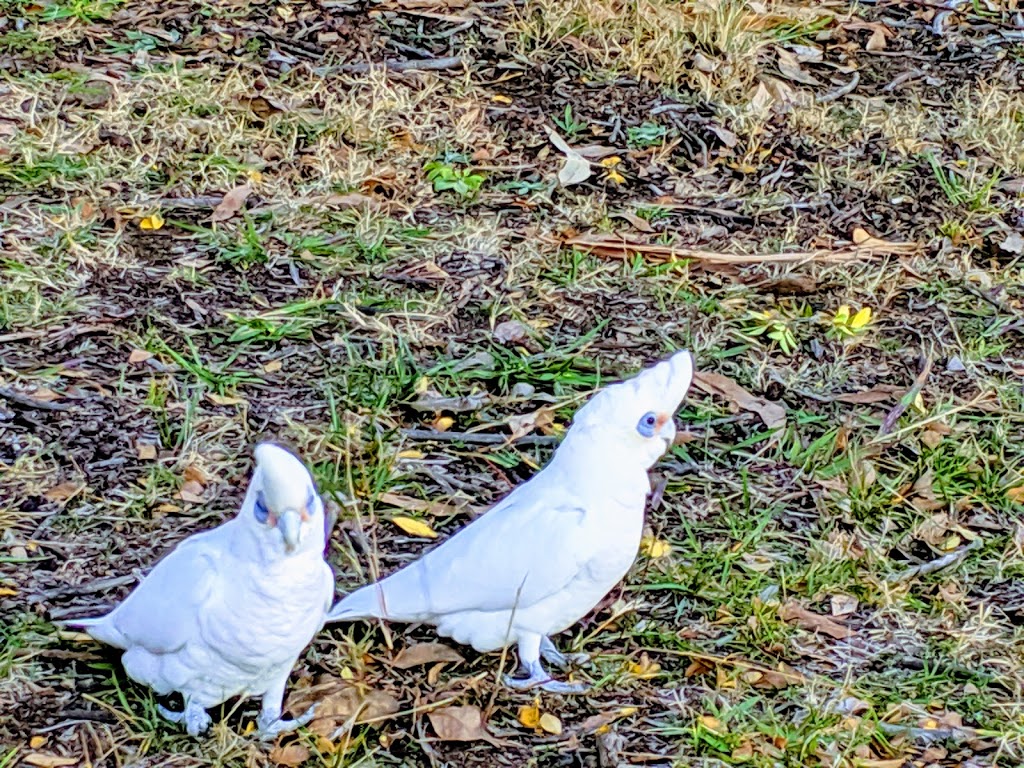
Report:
99,534,223,653
381,487,594,617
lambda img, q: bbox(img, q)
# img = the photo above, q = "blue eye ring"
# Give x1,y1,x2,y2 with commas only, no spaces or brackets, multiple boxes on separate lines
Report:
253,493,270,524
637,411,659,438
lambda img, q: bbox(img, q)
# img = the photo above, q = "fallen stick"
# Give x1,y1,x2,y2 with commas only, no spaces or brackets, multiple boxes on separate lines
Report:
340,56,464,74
887,538,983,583
401,428,558,446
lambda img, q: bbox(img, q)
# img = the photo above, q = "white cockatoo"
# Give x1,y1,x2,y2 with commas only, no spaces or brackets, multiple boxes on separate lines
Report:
66,443,335,738
327,350,694,692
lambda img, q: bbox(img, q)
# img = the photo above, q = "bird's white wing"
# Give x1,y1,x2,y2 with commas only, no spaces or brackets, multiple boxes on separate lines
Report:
87,529,227,653
337,480,598,622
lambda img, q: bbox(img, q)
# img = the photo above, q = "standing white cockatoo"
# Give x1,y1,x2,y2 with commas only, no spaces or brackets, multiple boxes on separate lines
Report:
66,443,335,737
327,350,694,692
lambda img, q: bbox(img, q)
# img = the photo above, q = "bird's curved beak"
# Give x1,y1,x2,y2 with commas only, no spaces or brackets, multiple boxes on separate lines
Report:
277,509,302,553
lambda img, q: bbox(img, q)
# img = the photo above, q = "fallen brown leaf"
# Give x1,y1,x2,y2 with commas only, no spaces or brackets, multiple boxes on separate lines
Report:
128,348,152,364
428,705,503,745
268,743,310,767
834,384,903,404
779,600,853,640
390,642,464,669
693,372,786,430
43,482,85,503
22,756,78,768
286,677,400,737
210,184,252,222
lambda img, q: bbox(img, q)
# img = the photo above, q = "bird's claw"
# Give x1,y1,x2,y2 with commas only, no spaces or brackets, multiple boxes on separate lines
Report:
540,636,589,670
257,703,318,741
158,702,211,736
503,672,588,694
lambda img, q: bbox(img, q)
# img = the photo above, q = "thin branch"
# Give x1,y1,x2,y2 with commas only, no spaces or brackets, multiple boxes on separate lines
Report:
887,538,983,584
339,56,464,74
400,428,559,446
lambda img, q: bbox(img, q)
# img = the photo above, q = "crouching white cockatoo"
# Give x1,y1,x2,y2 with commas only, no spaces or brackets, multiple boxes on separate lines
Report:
327,350,694,692
65,443,335,738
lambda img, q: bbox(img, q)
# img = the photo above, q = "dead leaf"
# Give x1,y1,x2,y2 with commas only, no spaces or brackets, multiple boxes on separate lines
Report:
1007,486,1024,504
611,210,655,233
44,482,85,503
391,642,464,669
518,701,542,729
775,46,819,85
206,392,247,407
544,125,591,187
851,227,915,255
410,390,491,413
210,184,252,222
639,535,671,558
268,744,310,766
866,27,887,51
538,712,562,735
178,480,205,504
139,212,164,231
27,387,61,403
136,442,157,460
264,359,283,373
128,348,152,363
286,677,399,737
493,319,528,344
693,372,786,430
391,516,438,539
507,407,554,440
22,756,78,768
376,492,461,517
834,385,903,404
428,705,502,744
29,736,46,749
779,600,853,640
323,192,384,212
830,594,858,617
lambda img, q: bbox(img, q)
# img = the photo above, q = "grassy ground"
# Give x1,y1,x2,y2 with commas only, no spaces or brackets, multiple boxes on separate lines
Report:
3,0,1024,765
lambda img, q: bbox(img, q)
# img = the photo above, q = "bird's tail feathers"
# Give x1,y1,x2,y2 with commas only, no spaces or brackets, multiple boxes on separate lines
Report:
327,567,431,624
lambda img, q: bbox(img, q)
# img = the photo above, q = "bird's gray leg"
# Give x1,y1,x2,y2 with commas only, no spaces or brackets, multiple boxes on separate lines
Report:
540,636,589,670
256,672,317,741
503,633,588,694
157,700,212,737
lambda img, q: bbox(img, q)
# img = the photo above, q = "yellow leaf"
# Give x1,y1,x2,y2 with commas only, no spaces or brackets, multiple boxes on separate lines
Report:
833,305,850,324
699,715,723,732
640,535,671,558
912,392,926,413
491,94,513,104
599,156,622,168
29,736,46,749
391,516,437,539
414,376,432,394
539,713,562,735
244,720,256,735
849,306,872,329
1007,485,1024,504
433,416,455,432
247,169,264,183
605,169,626,184
339,666,354,680
517,702,541,729
0,587,17,596
139,212,164,230
397,449,425,460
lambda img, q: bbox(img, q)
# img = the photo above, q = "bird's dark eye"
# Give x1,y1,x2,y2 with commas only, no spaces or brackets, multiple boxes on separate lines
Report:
253,493,270,524
637,411,659,437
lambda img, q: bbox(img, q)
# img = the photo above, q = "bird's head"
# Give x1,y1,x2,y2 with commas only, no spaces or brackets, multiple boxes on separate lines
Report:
244,443,324,555
567,350,694,469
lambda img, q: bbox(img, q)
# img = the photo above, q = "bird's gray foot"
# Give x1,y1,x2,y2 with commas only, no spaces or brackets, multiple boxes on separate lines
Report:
257,703,317,741
540,636,589,670
158,701,211,737
503,658,588,694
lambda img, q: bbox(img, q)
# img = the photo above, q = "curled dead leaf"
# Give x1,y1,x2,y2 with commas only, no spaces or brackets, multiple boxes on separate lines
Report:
210,184,252,222
693,372,786,430
779,600,853,640
428,705,503,745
